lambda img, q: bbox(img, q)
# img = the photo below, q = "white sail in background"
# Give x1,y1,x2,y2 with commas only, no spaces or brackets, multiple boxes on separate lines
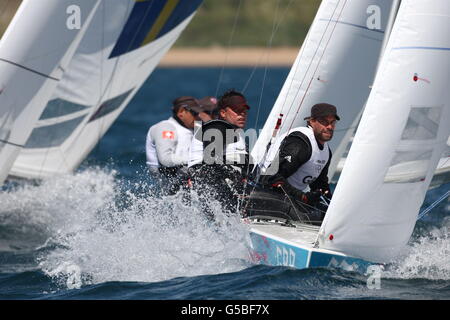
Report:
319,0,450,263
0,0,100,185
10,0,203,179
252,0,393,172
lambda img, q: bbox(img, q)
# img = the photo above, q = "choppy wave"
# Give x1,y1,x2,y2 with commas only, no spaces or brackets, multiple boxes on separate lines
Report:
1,169,251,289
0,168,448,294
385,221,450,280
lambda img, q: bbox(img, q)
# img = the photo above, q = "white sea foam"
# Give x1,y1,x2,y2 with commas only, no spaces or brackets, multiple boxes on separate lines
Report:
0,169,116,251
384,219,450,280
2,169,448,287
1,169,252,288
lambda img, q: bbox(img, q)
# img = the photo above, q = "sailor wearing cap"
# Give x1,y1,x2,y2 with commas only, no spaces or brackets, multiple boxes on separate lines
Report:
246,103,340,223
145,96,207,194
189,89,252,212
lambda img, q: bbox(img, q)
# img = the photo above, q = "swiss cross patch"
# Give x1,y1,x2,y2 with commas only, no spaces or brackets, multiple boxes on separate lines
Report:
162,131,175,139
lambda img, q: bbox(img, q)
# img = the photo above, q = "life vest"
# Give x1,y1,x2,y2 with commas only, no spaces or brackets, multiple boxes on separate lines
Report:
146,117,193,168
263,126,330,191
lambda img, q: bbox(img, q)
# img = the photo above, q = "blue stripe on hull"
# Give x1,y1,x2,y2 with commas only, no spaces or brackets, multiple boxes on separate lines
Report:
249,231,375,273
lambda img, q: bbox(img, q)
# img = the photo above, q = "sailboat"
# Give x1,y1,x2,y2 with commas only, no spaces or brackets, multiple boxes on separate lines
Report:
0,0,203,183
247,0,449,269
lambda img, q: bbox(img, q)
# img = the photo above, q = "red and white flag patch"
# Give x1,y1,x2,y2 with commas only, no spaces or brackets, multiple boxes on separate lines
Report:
162,131,175,139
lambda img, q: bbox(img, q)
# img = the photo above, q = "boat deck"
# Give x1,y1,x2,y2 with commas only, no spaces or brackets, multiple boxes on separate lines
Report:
245,219,320,249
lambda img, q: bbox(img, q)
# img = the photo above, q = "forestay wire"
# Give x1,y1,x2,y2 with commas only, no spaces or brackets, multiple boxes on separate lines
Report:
214,0,243,98
417,189,450,220
236,0,293,213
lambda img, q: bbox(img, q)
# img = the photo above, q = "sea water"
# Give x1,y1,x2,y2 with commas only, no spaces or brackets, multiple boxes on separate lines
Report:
0,68,448,300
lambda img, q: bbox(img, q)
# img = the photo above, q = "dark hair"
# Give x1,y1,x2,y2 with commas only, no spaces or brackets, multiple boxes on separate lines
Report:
172,96,196,117
217,89,245,110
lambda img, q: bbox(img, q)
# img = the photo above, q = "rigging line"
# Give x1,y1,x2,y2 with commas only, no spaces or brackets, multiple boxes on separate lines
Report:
239,0,296,211
252,0,294,132
274,0,343,134
94,0,155,151
286,0,348,132
242,0,282,179
417,190,450,221
214,0,242,98
242,2,343,214
438,155,450,169
240,0,296,95
95,0,108,155
280,185,312,225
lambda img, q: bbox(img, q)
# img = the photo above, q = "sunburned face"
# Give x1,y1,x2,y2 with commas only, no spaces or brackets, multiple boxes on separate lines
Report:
309,115,337,144
177,107,196,129
220,105,248,128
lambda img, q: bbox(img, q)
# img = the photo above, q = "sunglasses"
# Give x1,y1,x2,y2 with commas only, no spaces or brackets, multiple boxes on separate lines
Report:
315,118,337,127
182,106,199,116
227,106,248,115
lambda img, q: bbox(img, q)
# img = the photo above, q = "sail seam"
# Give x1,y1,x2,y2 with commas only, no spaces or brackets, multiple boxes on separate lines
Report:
0,58,59,81
0,139,23,148
319,19,385,33
392,46,450,51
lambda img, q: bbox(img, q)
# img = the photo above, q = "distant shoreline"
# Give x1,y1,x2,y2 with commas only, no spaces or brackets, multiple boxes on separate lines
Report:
159,47,298,67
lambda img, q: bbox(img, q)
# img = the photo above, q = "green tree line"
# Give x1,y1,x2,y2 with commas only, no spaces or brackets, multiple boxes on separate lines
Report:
175,0,320,47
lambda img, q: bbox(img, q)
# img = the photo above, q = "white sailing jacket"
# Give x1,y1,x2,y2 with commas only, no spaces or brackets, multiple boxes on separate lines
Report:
146,117,193,168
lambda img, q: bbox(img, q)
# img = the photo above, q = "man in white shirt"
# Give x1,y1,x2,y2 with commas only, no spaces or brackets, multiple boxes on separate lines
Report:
146,96,205,194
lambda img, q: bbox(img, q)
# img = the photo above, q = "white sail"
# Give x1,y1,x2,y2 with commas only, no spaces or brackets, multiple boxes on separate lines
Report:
318,0,450,263
0,0,100,185
251,0,393,171
333,135,450,188
9,0,203,179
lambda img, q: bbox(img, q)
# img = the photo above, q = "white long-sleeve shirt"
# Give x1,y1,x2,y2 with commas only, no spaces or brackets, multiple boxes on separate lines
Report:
146,117,193,168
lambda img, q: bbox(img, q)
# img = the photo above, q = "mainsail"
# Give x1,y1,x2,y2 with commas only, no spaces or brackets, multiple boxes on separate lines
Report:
0,0,100,185
251,0,393,173
9,0,202,179
318,0,450,263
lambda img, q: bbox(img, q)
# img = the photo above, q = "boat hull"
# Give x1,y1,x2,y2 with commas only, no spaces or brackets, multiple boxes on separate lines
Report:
248,223,374,273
